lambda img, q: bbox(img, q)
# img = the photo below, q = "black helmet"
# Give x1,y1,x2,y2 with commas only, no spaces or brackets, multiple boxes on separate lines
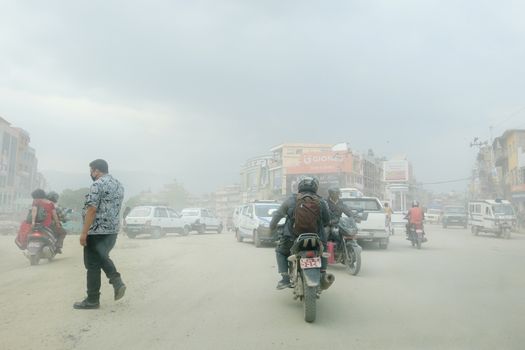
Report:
298,177,319,193
328,187,341,197
47,191,59,203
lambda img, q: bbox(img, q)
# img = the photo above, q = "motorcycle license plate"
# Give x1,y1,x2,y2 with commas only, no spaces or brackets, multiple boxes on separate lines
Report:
300,257,321,269
28,241,41,248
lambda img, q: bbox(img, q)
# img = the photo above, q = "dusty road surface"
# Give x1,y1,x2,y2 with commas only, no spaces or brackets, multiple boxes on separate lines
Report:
2,226,525,350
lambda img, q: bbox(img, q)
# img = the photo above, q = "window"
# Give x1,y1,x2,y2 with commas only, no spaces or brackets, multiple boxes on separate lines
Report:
182,210,199,216
167,209,179,218
128,207,151,218
485,207,491,215
255,204,280,217
342,198,382,211
154,208,169,218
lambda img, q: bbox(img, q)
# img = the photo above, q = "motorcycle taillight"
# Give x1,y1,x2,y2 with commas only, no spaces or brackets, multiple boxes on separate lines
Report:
305,251,316,258
31,232,43,238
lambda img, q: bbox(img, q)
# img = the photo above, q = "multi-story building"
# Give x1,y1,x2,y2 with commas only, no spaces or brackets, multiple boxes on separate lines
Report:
241,143,386,200
240,155,274,202
0,116,43,213
493,129,525,212
361,150,386,198
269,143,334,197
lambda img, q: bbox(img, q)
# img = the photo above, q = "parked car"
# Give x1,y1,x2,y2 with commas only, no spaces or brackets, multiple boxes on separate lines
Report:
180,208,223,233
341,196,389,249
442,205,467,228
123,206,190,238
236,200,281,247
425,208,442,224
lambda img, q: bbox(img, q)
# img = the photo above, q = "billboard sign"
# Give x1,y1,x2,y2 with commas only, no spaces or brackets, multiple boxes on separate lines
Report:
383,160,409,182
287,151,352,175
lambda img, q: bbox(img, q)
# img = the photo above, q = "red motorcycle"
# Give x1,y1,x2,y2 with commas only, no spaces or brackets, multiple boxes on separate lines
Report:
16,222,59,265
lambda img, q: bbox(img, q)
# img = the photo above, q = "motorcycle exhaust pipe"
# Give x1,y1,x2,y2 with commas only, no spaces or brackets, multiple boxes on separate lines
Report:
320,273,335,290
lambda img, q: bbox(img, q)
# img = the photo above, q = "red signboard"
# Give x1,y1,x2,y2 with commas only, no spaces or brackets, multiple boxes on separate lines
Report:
286,151,353,175
512,184,525,193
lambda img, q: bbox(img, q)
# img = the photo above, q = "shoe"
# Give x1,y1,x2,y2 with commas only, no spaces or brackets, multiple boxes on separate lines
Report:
56,248,62,254
111,277,127,301
73,299,100,310
276,275,291,290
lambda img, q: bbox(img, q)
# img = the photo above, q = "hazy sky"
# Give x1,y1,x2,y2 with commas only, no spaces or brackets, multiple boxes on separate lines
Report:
1,0,524,194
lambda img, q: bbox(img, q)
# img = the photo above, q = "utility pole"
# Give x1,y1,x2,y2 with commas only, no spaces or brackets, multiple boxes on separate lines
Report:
470,137,494,199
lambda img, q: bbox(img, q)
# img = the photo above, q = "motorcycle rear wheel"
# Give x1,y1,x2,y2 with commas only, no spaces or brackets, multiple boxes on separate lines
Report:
303,285,317,323
416,239,421,249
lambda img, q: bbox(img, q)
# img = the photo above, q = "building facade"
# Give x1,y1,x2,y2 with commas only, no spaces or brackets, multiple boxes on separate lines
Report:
0,117,43,213
493,129,525,212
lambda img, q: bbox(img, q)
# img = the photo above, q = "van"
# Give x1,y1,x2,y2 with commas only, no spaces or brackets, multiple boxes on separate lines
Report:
468,199,516,238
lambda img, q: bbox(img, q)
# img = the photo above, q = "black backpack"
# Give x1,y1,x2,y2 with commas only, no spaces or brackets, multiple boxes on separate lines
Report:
293,193,321,235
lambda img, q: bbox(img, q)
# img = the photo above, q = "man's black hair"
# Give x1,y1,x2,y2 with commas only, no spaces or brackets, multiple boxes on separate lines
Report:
31,189,46,199
89,159,109,173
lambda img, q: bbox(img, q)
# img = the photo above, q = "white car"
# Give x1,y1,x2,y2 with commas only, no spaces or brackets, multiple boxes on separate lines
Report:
425,209,442,224
124,206,191,238
341,196,389,249
181,208,223,234
236,200,281,247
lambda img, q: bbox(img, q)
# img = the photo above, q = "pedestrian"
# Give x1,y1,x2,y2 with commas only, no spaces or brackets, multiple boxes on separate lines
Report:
74,159,126,310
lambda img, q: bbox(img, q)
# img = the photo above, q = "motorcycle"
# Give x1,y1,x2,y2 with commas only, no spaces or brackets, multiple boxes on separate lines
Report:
328,216,363,275
287,233,335,323
25,225,59,265
407,222,426,249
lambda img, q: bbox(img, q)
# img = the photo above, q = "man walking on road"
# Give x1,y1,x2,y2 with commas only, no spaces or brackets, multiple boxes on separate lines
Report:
74,159,126,310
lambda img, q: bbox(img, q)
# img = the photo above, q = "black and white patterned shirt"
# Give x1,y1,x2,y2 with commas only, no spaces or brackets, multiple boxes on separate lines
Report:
83,174,124,235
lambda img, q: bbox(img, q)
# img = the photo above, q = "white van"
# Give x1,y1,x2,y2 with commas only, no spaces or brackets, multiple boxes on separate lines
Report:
468,199,516,239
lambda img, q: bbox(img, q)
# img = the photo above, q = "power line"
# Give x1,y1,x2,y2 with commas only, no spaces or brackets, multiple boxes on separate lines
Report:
492,105,525,129
419,177,471,185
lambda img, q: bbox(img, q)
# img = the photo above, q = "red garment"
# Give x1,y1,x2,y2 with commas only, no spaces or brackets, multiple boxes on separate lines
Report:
32,199,55,227
15,222,32,250
408,207,424,225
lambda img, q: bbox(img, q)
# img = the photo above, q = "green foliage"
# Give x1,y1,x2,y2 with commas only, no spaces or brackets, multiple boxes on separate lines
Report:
58,188,90,211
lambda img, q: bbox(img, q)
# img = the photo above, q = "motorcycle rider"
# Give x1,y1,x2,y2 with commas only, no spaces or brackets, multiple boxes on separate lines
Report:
270,177,330,290
47,191,67,253
326,187,356,242
405,200,425,239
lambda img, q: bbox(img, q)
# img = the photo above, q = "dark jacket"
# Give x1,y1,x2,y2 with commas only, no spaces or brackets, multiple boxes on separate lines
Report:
270,192,330,238
327,198,354,224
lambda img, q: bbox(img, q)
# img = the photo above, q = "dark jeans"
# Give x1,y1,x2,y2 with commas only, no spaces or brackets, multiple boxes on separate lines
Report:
275,235,327,274
84,234,120,301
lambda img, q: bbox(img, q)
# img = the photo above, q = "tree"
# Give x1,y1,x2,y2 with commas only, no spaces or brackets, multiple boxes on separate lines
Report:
58,188,90,212
123,180,190,211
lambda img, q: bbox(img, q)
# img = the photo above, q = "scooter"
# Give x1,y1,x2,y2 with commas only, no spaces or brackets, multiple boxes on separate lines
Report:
25,225,58,265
